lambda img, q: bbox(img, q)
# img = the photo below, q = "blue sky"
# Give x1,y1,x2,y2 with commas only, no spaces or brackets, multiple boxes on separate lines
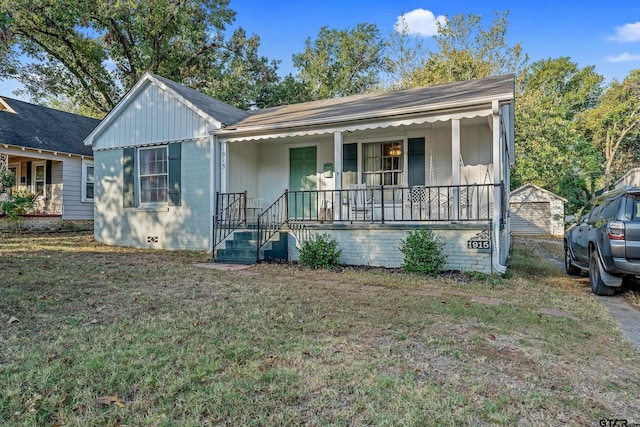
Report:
2,0,640,100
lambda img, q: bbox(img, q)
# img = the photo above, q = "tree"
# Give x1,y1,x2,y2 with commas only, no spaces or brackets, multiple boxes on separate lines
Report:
577,69,640,190
383,14,428,90
512,58,604,212
0,0,278,115
410,11,527,86
292,23,387,99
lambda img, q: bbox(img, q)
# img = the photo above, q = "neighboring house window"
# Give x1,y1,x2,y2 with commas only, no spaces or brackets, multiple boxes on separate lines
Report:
362,141,403,187
122,143,181,208
82,159,94,202
138,146,168,204
33,161,46,197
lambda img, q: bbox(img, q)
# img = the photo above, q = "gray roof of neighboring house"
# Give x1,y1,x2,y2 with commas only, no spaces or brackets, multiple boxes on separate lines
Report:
225,74,515,131
151,74,251,126
0,97,99,157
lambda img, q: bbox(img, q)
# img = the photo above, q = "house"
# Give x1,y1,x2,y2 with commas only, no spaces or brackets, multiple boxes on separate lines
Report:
614,168,640,189
85,73,515,274
0,97,99,230
510,184,567,236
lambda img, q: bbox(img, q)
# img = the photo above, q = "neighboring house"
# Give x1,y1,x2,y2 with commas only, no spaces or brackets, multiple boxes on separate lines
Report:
614,168,640,189
0,97,99,226
85,73,515,274
510,184,567,236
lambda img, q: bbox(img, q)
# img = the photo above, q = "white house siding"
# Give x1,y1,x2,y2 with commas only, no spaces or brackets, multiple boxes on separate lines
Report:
94,139,211,250
92,82,211,150
287,225,493,274
60,157,93,220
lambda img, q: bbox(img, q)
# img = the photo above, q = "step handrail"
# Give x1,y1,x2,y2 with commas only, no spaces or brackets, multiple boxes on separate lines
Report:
212,191,246,250
256,190,288,261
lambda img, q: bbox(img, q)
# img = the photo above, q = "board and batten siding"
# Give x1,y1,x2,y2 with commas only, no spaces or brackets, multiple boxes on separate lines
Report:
91,81,212,151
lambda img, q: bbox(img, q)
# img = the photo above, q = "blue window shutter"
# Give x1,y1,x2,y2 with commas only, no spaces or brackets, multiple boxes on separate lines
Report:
168,142,181,206
123,147,135,208
26,161,32,186
408,137,425,187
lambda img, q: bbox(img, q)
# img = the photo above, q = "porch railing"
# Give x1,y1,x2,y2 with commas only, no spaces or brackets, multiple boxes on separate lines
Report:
212,191,246,250
285,183,498,223
256,190,289,261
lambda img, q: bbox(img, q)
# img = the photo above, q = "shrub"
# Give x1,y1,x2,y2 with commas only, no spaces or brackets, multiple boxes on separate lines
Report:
299,233,342,269
399,228,446,275
2,189,36,219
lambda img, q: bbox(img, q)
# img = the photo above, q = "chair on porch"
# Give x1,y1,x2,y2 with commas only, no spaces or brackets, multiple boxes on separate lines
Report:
405,186,450,220
348,184,372,221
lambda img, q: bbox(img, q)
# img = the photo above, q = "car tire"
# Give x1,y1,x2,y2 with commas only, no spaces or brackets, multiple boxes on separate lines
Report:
564,244,581,276
589,250,616,296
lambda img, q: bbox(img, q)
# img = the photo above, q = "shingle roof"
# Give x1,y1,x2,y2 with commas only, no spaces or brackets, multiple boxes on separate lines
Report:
151,74,251,126
0,97,99,156
225,74,514,131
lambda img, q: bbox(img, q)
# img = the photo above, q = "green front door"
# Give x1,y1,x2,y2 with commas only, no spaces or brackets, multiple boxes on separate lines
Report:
289,146,317,219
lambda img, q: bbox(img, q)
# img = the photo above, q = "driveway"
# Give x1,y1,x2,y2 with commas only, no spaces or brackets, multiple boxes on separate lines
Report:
530,237,640,351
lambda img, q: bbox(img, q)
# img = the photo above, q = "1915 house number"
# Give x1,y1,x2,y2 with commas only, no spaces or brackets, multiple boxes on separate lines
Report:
467,240,490,249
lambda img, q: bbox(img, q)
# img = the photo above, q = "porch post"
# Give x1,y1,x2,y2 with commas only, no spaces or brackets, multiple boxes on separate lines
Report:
220,141,228,193
0,153,7,172
451,119,460,219
333,131,343,221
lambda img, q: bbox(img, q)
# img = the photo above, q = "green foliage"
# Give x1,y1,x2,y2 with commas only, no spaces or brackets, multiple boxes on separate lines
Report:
410,11,528,86
0,169,15,194
292,23,388,99
2,188,36,219
399,228,446,275
0,0,280,114
299,233,342,269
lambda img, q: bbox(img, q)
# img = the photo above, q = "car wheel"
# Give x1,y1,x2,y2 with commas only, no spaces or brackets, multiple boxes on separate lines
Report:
589,250,616,296
564,244,581,276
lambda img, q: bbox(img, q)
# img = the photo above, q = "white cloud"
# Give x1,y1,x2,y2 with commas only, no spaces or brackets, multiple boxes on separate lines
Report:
610,22,640,42
605,52,640,62
395,8,447,37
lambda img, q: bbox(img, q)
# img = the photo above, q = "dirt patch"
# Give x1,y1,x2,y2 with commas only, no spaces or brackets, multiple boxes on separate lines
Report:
193,262,254,271
538,307,577,320
470,296,502,306
360,285,385,292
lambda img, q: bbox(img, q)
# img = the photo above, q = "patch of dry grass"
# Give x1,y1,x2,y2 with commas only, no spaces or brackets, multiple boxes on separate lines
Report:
1,232,639,425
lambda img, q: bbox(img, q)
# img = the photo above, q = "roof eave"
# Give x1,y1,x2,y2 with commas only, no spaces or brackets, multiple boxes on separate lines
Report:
215,92,514,136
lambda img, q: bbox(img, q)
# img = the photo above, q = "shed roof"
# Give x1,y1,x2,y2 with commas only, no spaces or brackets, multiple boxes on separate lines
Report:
0,97,99,157
510,184,568,203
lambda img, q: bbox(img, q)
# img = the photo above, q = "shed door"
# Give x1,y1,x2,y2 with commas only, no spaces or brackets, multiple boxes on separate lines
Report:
511,202,551,235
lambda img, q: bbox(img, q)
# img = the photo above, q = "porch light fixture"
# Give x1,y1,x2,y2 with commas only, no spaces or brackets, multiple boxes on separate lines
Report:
388,144,402,157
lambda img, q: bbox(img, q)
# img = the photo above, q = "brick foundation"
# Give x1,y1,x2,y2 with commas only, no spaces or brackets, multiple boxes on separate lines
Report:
0,215,93,232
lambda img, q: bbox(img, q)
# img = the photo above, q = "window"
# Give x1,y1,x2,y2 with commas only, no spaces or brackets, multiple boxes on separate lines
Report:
33,162,45,197
362,141,403,187
138,146,168,204
82,159,94,202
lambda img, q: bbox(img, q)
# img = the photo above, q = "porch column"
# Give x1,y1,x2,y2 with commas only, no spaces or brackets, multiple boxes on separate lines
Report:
220,140,228,193
0,153,7,171
333,131,343,221
451,119,460,218
333,131,343,191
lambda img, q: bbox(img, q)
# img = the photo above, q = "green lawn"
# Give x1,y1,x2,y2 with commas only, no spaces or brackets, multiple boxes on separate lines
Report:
1,232,639,426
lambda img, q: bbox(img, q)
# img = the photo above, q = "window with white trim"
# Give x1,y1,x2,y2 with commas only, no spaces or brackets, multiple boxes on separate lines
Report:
81,159,94,202
362,141,403,187
138,146,168,204
33,161,46,197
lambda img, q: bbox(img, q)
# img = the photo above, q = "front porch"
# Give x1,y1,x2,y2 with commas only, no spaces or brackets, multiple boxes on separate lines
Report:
212,183,502,272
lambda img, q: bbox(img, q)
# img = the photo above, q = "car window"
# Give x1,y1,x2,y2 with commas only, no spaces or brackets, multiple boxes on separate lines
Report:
600,198,619,220
632,197,640,221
